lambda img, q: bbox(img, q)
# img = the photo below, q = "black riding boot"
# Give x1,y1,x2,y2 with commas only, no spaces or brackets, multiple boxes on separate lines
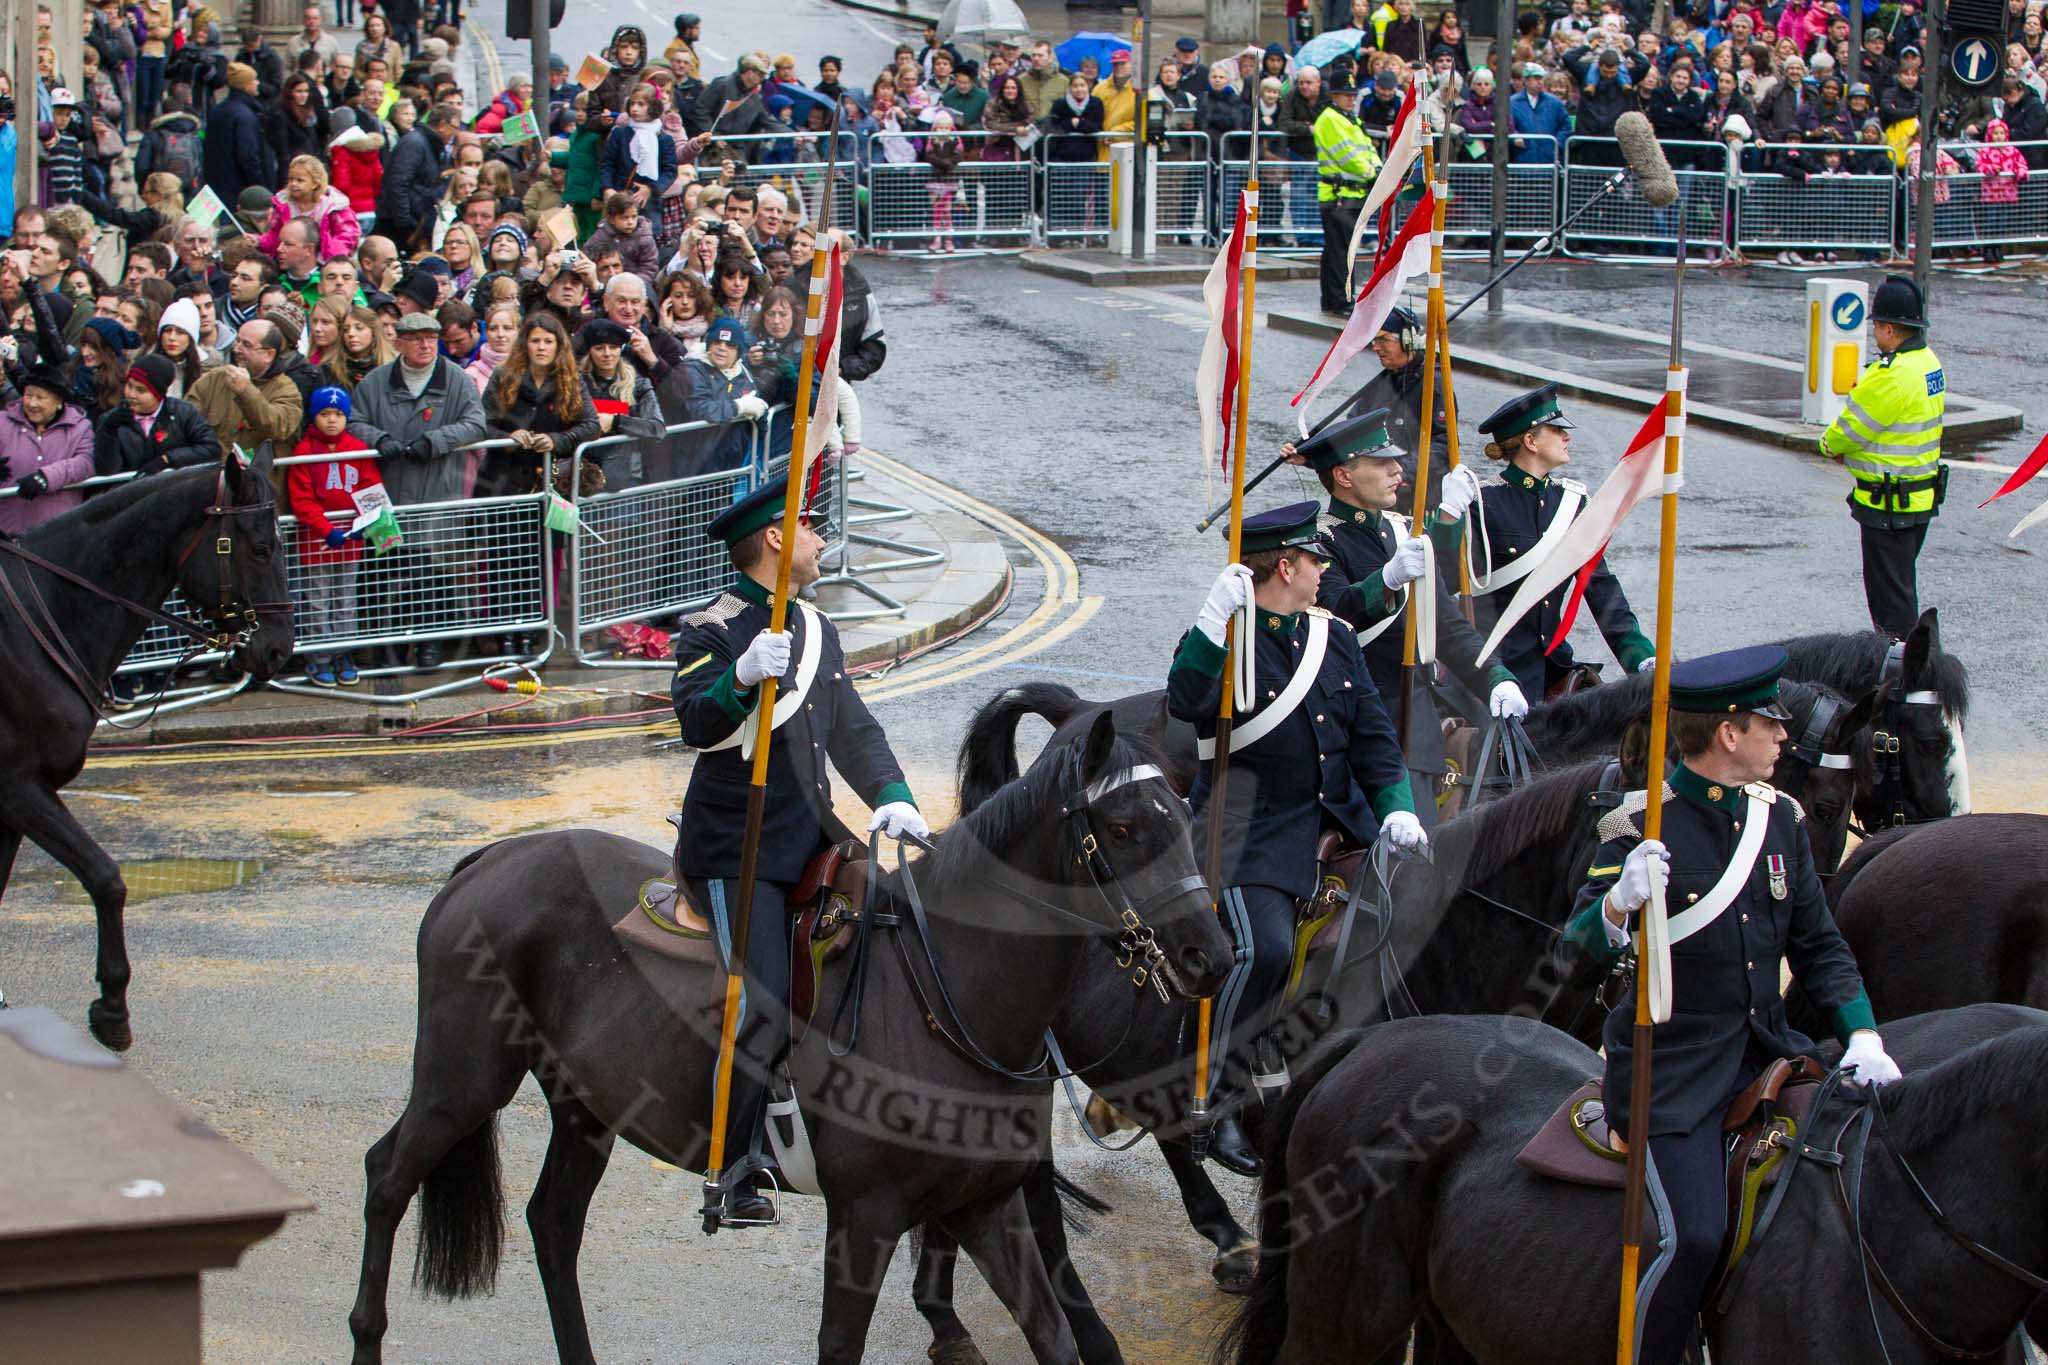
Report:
1207,1110,1263,1178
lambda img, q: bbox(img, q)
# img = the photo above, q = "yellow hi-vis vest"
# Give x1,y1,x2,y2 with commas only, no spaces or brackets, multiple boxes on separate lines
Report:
1314,105,1382,203
1820,341,1945,525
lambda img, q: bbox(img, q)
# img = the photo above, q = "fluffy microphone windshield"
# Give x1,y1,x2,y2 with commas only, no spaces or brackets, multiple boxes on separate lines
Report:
1615,112,1680,208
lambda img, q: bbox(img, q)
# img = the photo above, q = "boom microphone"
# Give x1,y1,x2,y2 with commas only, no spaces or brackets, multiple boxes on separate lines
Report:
1615,112,1680,209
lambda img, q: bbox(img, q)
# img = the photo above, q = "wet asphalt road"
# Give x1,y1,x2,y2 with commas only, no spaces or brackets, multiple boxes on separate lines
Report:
5,248,2044,1364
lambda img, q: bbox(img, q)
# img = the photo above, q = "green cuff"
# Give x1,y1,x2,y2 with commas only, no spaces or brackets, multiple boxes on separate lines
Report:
706,666,754,725
1485,664,1518,692
1423,512,1465,562
1370,777,1416,823
872,781,915,810
1831,988,1877,1046
1564,902,1623,966
1352,572,1398,624
1174,628,1228,678
1616,630,1656,675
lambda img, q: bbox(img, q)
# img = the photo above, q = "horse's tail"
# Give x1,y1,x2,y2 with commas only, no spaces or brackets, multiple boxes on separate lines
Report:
1214,1031,1366,1365
956,682,1091,815
411,1114,506,1300
1050,1165,1112,1230
1826,822,1917,911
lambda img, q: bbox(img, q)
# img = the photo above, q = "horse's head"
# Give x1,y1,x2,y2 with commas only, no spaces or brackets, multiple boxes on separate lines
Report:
1058,710,1232,1000
1860,609,1967,830
1775,683,1876,876
174,453,294,681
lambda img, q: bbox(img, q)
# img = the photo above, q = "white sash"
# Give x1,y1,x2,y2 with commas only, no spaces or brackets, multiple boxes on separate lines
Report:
703,601,823,756
1352,513,1438,666
1465,480,1585,596
1665,789,1772,945
1197,610,1328,759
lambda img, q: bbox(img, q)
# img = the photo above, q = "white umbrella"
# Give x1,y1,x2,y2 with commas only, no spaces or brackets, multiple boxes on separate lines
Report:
938,0,1030,44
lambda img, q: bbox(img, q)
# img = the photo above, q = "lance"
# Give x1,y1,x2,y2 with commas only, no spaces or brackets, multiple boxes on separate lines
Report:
702,110,841,1234
1397,136,1447,757
1425,84,1474,618
1190,129,1259,1159
1615,143,1687,1364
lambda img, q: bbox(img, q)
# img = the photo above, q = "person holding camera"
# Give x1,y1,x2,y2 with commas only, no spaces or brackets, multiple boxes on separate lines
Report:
522,248,603,334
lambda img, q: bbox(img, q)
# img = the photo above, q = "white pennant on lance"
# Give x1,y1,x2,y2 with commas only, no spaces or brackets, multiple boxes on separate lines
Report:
1197,190,1250,477
1292,187,1435,423
802,237,845,469
1346,83,1421,295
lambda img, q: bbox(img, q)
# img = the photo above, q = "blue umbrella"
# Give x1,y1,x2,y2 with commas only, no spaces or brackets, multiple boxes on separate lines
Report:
776,82,838,122
1294,27,1367,71
1055,31,1130,78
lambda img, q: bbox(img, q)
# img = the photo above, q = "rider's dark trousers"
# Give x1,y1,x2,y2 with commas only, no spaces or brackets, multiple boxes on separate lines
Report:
1640,1115,1728,1365
1211,884,1296,1100
692,877,793,1182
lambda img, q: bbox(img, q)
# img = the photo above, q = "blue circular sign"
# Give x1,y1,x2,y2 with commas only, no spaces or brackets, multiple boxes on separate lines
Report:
1951,36,2000,88
1832,294,1866,331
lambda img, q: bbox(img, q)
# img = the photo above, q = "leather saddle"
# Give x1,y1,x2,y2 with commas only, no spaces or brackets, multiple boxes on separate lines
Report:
1514,1056,1828,1286
1285,832,1370,999
610,838,872,1040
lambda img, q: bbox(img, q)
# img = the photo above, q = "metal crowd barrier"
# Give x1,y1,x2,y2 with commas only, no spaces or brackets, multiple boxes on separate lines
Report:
1216,133,1326,248
1442,134,1561,246
1560,135,1730,259
1040,132,1124,240
1921,141,2048,249
866,130,1036,246
693,131,860,234
1152,131,1214,242
1732,146,1897,254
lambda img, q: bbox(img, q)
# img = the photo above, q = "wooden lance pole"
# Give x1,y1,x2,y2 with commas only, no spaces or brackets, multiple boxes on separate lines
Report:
1191,133,1260,1155
1398,139,1447,757
1427,93,1474,617
703,112,841,1232
1615,209,1689,1362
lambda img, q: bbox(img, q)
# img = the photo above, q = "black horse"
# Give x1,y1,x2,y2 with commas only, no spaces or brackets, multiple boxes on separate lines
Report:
0,459,292,1049
1520,672,1874,873
1789,814,2048,1029
346,712,1233,1365
1223,1005,2048,1364
915,697,1629,1364
1778,608,1970,832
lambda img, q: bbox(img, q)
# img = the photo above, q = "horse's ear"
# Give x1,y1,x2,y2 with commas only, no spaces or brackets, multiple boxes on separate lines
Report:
221,445,247,499
1619,719,1652,789
1841,688,1879,739
1902,607,1938,685
1081,708,1117,784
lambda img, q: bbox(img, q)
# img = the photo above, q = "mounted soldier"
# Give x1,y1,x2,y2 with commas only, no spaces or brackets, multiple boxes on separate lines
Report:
1443,383,1656,701
670,482,928,1227
1168,501,1424,1176
1564,645,1901,1365
1291,406,1529,830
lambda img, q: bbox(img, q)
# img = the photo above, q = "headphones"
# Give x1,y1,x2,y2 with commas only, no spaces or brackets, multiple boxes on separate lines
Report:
1385,307,1425,353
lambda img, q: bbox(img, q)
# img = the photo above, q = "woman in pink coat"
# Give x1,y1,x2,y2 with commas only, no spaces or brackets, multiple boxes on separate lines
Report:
0,366,97,536
1973,118,2030,261
256,155,363,262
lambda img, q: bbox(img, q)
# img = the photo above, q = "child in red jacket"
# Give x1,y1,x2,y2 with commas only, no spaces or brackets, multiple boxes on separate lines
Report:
327,117,386,222
287,386,384,686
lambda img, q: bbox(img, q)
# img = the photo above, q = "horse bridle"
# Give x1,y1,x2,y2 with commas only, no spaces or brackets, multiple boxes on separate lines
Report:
0,470,287,718
1856,639,1949,834
826,764,1207,1083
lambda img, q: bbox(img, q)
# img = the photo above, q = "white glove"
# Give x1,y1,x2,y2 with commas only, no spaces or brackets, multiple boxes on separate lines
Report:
1840,1031,1902,1087
1381,809,1428,851
1381,535,1430,590
1195,564,1253,647
1439,464,1482,521
734,394,769,421
867,801,929,841
1607,839,1669,918
1488,679,1530,720
733,630,790,687
1637,656,1657,674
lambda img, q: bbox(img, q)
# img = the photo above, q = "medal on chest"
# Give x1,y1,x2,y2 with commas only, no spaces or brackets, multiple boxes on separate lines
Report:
1766,852,1788,901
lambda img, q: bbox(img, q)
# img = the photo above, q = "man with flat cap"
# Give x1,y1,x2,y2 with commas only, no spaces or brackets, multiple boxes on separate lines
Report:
1294,407,1527,827
1565,644,1899,1365
671,482,928,1227
1441,382,1653,701
1169,502,1423,1174
1820,274,1946,638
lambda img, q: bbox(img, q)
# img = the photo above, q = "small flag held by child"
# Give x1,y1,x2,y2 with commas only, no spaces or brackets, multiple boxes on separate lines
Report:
500,108,541,144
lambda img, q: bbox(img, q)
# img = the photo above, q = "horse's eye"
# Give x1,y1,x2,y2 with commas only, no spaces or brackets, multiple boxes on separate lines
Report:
1815,803,1842,823
1108,823,1132,842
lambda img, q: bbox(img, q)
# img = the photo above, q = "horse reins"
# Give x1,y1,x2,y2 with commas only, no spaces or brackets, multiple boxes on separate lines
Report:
0,470,288,720
1855,639,1950,835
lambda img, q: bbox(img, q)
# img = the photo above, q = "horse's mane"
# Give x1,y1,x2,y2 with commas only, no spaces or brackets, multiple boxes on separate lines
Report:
1431,759,1612,892
1526,675,1844,760
913,727,1172,896
1879,1025,2048,1152
17,465,219,552
1780,629,1970,722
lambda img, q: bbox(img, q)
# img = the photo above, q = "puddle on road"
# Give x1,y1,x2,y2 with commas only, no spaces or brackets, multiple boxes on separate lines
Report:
54,857,264,905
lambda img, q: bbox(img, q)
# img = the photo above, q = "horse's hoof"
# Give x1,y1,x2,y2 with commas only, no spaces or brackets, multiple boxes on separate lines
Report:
928,1338,989,1365
87,1001,133,1052
1212,1241,1257,1295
